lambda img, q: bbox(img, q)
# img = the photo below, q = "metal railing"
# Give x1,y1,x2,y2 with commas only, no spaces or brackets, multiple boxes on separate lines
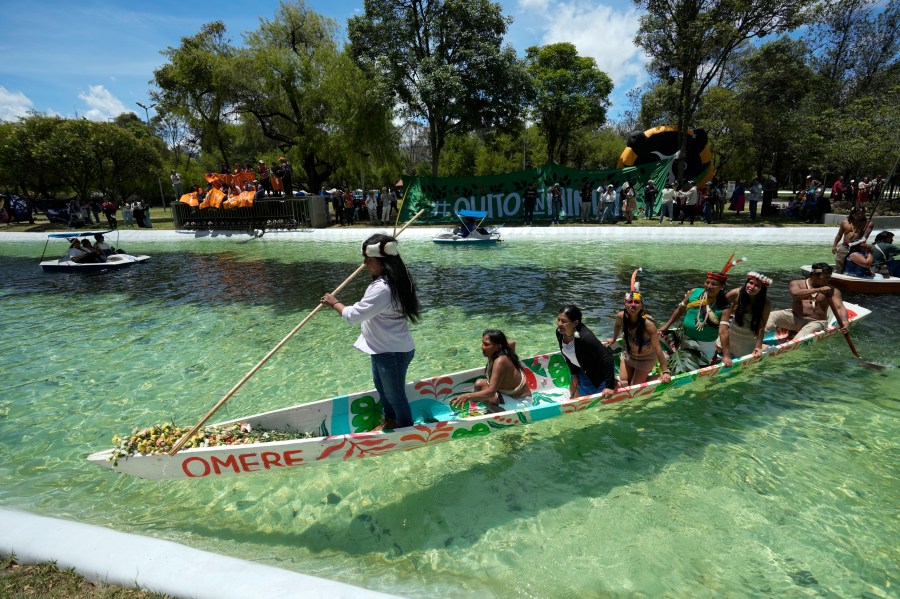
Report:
171,198,311,231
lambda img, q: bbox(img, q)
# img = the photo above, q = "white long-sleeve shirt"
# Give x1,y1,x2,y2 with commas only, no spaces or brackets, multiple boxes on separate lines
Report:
341,277,414,354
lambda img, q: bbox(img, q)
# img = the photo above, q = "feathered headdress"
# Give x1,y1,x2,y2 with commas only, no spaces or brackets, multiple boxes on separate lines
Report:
746,271,773,286
707,253,747,283
625,267,642,301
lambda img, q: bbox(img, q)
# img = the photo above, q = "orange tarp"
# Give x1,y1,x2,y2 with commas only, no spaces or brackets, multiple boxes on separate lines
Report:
179,192,200,207
200,187,226,209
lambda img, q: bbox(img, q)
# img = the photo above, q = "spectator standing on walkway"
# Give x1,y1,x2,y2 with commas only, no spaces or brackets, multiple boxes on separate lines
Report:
550,183,563,225
643,180,656,219
658,182,675,223
600,184,616,224
523,181,538,225
579,182,593,223
679,182,698,225
747,178,763,221
729,179,746,216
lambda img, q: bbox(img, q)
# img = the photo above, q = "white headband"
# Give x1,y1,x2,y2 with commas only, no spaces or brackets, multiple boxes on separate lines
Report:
363,240,399,258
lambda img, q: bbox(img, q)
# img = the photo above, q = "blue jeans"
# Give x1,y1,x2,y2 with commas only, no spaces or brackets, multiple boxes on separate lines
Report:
600,203,615,223
371,350,415,427
572,365,607,397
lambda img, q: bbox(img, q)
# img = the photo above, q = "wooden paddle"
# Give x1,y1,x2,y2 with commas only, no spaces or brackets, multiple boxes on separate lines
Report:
169,208,427,455
841,330,885,371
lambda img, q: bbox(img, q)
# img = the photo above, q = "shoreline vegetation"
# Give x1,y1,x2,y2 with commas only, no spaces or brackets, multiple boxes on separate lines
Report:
1,553,170,598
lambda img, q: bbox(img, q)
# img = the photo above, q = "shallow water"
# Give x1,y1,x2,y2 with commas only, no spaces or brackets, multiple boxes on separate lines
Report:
1,236,898,598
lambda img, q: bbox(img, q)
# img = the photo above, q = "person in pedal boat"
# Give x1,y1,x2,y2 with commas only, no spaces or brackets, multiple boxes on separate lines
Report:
555,305,617,399
764,263,849,339
716,272,773,367
321,234,421,430
450,329,532,413
659,254,743,361
65,238,102,263
605,269,672,386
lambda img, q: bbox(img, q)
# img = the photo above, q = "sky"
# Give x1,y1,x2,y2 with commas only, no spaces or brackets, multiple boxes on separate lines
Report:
0,0,649,123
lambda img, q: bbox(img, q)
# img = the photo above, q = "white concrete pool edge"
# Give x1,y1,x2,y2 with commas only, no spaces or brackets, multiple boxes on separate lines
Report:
0,225,837,243
0,508,399,599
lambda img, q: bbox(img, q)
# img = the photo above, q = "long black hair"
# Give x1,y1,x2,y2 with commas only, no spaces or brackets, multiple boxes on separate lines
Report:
363,233,421,323
734,281,767,333
483,329,522,370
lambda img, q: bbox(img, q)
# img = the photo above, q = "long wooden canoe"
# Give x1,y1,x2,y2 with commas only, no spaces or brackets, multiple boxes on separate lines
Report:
801,265,900,295
87,303,870,481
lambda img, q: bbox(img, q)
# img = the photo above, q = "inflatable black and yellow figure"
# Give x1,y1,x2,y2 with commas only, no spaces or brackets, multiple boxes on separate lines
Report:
618,125,714,189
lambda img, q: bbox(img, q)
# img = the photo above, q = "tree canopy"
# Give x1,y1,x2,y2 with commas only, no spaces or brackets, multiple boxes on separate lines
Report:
348,0,529,176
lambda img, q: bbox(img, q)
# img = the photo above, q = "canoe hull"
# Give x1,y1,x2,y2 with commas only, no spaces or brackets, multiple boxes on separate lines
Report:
801,265,900,294
87,303,870,481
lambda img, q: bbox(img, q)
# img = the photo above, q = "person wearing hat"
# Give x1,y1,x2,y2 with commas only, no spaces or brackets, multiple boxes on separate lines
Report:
872,231,900,276
550,183,563,225
765,263,849,339
831,205,872,273
716,271,773,367
660,254,745,361
320,234,421,430
275,156,292,198
599,184,616,224
257,160,271,197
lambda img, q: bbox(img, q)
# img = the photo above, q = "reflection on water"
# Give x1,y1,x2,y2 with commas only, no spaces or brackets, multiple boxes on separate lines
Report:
0,238,897,598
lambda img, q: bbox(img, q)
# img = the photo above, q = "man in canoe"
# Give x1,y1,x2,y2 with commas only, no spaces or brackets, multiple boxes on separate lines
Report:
450,329,532,413
765,263,849,339
832,206,873,273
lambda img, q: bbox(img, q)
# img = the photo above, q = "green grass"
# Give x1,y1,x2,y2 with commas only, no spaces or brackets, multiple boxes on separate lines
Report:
1,554,170,598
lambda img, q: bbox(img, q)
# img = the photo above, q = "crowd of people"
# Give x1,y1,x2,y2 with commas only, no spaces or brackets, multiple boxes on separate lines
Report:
317,233,862,432
65,198,152,229
324,187,399,226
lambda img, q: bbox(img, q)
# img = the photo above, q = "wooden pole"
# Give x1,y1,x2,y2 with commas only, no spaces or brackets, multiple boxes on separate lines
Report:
169,208,426,455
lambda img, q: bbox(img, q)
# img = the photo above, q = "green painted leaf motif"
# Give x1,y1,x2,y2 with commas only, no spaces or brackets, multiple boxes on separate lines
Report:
351,395,382,433
525,358,547,378
451,423,491,438
548,355,571,387
486,420,517,430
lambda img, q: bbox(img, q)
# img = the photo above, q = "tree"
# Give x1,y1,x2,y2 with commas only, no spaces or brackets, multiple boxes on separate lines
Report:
634,0,815,179
524,43,613,164
236,1,398,192
349,0,529,176
153,22,237,169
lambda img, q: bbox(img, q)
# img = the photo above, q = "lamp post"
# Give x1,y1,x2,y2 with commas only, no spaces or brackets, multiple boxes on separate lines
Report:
136,101,168,212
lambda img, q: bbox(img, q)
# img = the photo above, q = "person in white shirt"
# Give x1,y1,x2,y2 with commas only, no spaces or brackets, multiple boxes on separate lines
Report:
321,234,422,430
598,184,616,224
658,183,676,223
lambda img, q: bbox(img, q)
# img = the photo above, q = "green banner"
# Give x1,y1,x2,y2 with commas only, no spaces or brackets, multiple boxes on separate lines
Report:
398,159,674,223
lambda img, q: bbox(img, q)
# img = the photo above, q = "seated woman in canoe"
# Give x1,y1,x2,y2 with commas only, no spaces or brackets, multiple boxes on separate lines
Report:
716,271,772,367
555,305,617,399
660,254,744,362
605,269,672,386
450,329,532,413
844,240,875,279
321,234,421,430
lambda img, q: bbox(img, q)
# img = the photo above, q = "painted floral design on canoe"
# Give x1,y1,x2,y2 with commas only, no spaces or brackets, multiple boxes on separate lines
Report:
317,435,398,461
400,421,454,445
413,376,454,400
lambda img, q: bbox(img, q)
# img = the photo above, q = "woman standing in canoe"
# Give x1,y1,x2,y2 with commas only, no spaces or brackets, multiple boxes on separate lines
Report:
660,254,744,361
555,304,617,399
605,269,672,386
321,234,421,430
716,271,772,367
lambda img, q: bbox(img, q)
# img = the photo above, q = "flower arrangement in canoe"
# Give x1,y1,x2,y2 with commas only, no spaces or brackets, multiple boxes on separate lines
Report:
108,421,314,466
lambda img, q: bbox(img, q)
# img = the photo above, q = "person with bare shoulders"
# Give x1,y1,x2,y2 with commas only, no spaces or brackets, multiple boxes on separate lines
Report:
764,263,849,339
832,206,873,273
604,269,672,386
717,272,772,367
450,329,532,413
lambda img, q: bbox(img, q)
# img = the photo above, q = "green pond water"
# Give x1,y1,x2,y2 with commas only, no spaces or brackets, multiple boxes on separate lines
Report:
0,237,897,598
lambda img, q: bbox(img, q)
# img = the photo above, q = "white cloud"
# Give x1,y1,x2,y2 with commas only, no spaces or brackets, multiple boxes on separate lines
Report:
541,2,649,86
0,87,34,121
78,85,129,121
518,0,552,11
